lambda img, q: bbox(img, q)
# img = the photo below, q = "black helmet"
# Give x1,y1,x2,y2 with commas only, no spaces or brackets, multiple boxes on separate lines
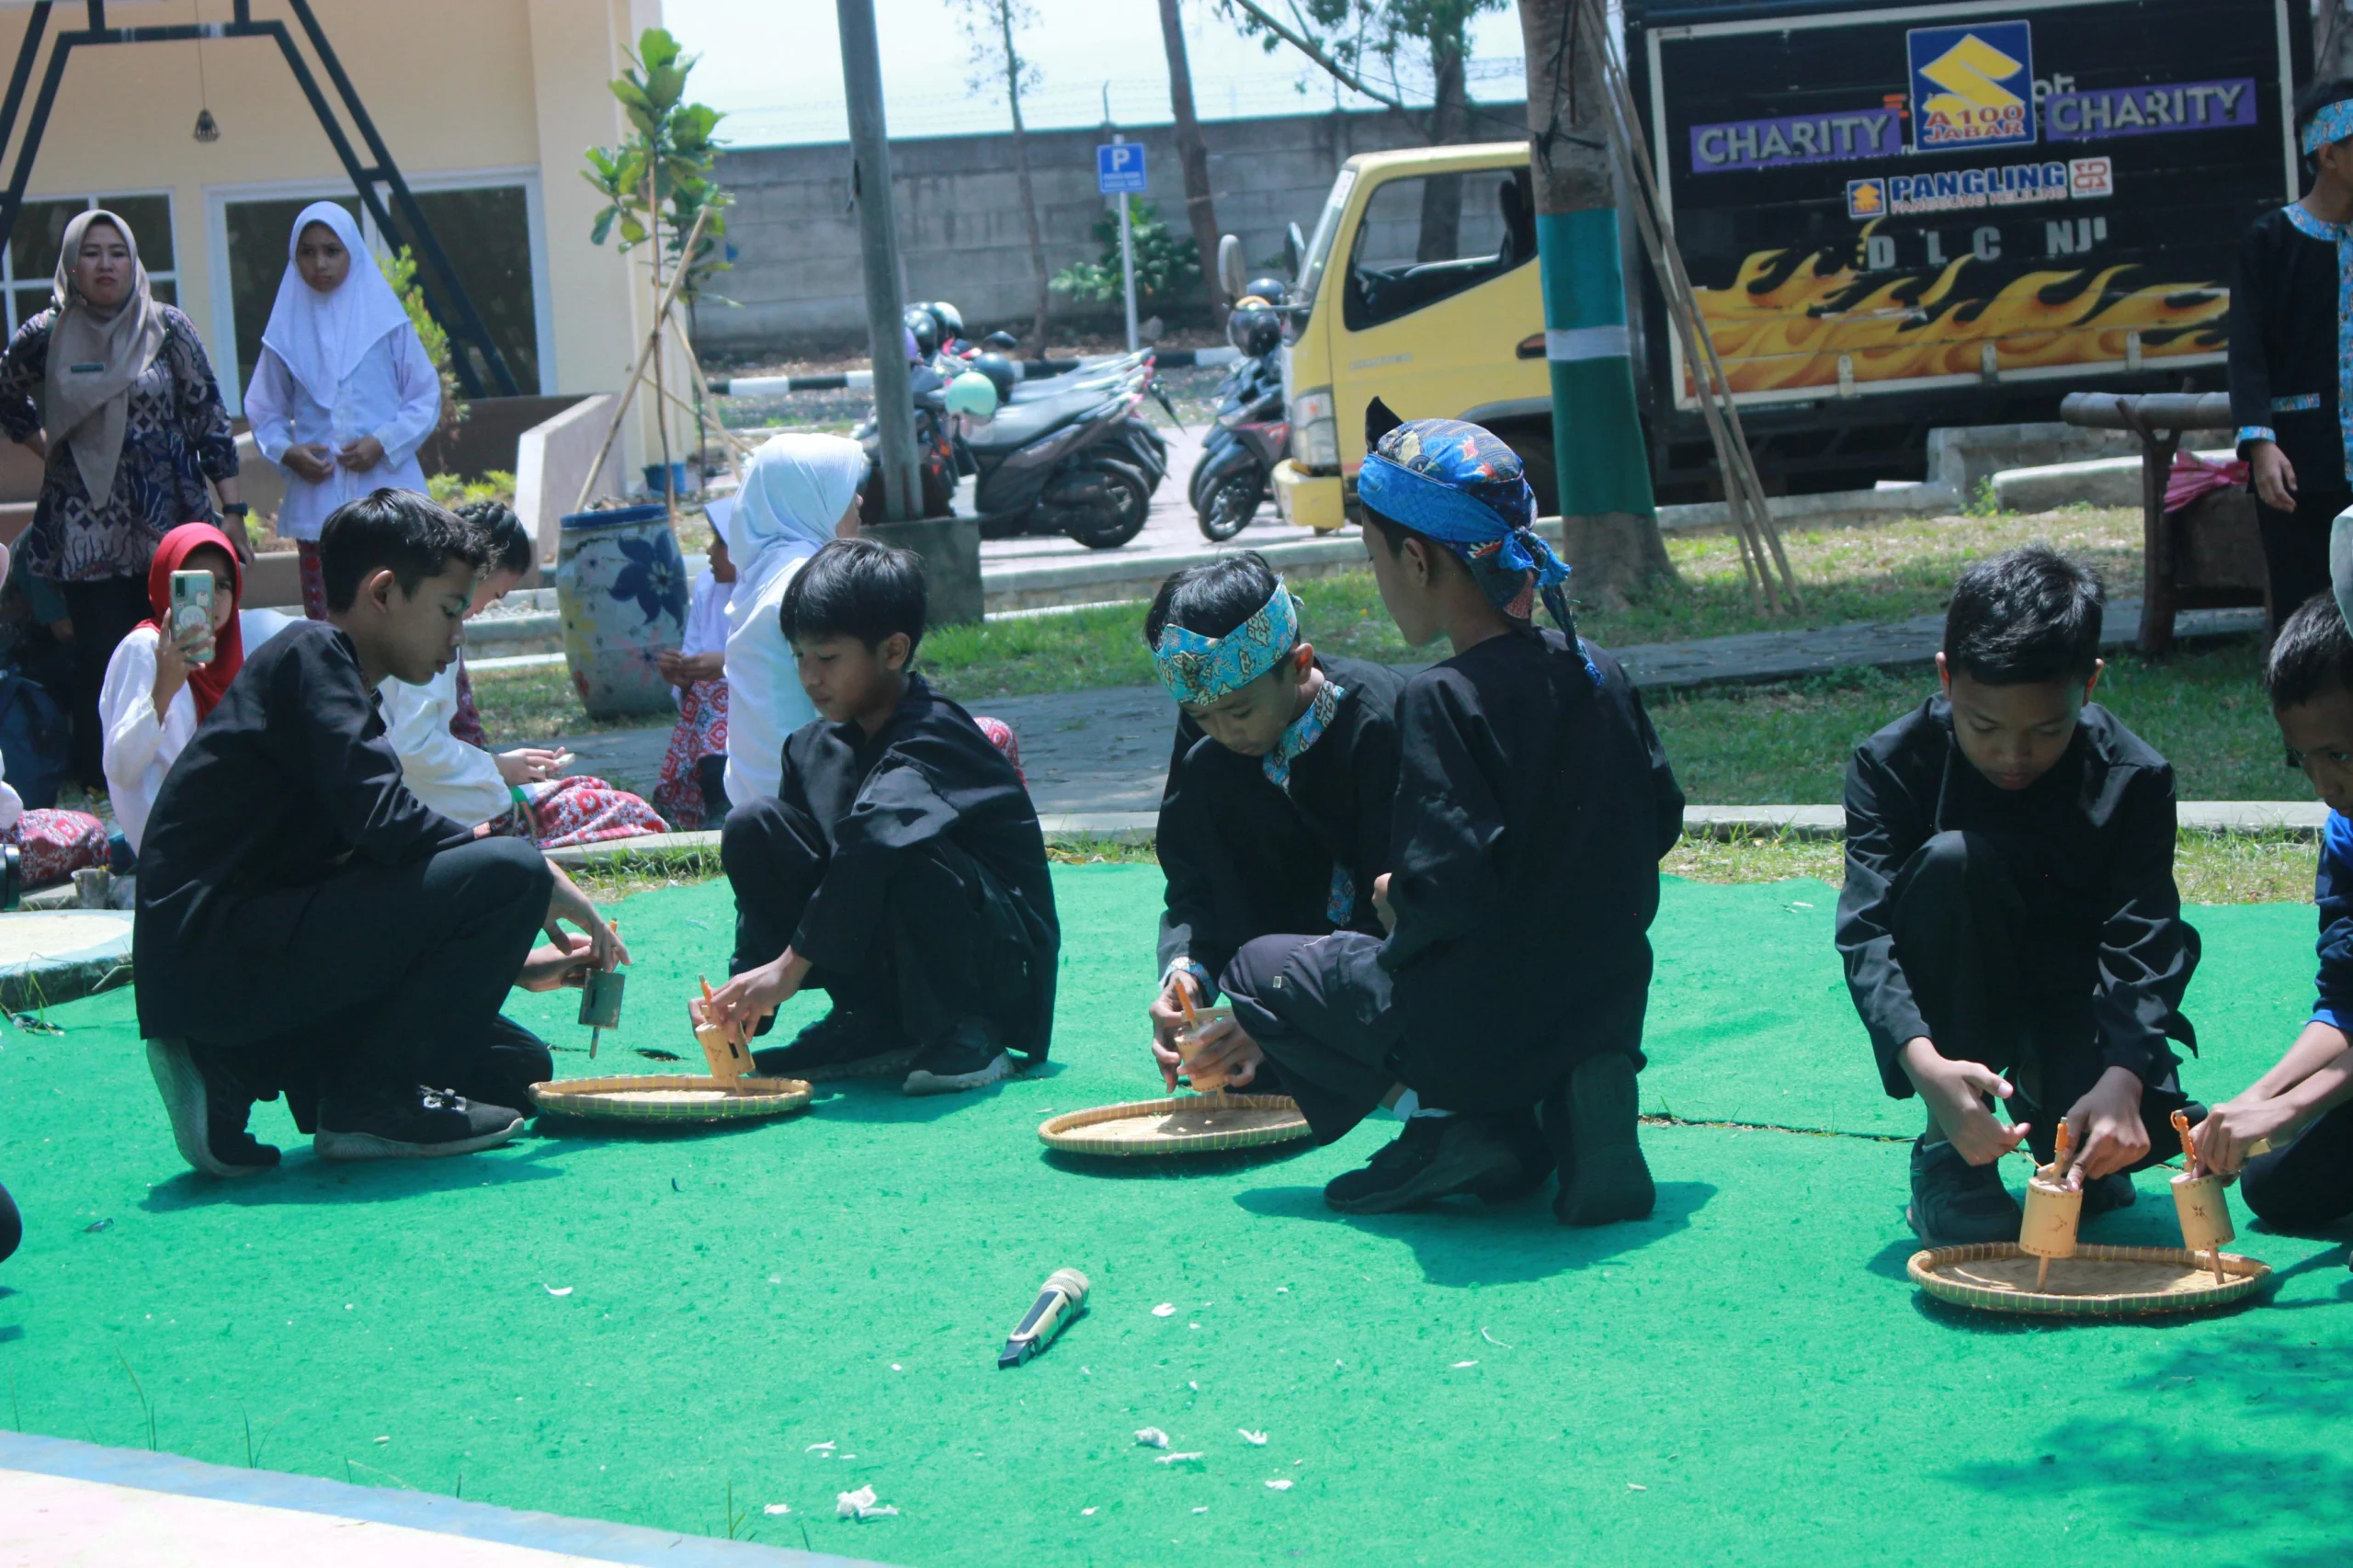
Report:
1241,275,1289,307
971,351,1019,403
903,306,939,359
1226,304,1281,358
926,301,966,341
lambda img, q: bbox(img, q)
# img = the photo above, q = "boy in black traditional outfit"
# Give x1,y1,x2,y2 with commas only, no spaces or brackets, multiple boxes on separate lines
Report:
1142,552,1403,1091
139,490,625,1176
704,538,1058,1096
2193,575,2353,1224
1836,547,2203,1247
2230,77,2353,626
1189,406,1683,1221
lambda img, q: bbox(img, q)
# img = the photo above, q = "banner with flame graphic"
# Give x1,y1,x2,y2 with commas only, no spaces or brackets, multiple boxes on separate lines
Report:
1640,0,2298,413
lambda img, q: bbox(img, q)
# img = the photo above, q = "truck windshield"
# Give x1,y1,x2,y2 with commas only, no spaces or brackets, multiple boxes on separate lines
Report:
1293,167,1357,312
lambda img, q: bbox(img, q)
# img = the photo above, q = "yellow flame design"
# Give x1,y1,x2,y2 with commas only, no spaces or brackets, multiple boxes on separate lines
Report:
1688,238,2229,395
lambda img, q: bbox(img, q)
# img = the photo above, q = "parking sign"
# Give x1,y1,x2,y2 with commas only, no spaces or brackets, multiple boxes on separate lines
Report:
1097,142,1147,194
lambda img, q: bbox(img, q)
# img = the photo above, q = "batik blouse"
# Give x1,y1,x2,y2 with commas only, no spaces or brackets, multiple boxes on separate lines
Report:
0,303,238,582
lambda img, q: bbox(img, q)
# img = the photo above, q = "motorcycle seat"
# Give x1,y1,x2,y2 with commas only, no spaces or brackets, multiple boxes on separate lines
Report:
964,387,1119,451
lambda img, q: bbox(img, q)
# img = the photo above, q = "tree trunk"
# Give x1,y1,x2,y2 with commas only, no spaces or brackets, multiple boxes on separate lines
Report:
1518,0,1672,599
1157,0,1225,320
1415,35,1470,262
1002,5,1052,344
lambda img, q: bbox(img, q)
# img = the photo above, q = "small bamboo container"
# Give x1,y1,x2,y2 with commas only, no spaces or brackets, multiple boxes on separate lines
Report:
691,977,755,1086
1174,987,1238,1094
2018,1121,2082,1292
2170,1110,2234,1285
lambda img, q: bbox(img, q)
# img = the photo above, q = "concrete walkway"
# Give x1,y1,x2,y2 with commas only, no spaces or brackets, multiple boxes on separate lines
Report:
554,598,2264,813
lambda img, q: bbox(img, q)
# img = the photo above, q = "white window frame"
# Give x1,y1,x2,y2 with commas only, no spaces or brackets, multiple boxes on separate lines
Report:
203,165,553,415
2,187,181,335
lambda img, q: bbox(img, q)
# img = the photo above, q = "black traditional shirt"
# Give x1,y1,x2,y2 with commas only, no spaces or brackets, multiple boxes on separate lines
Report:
2227,203,2350,494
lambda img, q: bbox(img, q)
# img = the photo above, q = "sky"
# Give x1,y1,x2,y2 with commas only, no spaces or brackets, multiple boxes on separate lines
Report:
665,0,1529,147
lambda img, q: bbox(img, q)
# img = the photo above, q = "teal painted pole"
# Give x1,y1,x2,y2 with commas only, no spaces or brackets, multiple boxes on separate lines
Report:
1536,207,1655,517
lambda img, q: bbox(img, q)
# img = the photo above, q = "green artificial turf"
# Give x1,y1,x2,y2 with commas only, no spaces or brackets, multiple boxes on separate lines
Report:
4,868,2351,1567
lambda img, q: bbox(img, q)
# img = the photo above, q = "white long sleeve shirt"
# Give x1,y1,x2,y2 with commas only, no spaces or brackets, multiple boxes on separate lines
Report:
722,556,820,807
100,608,296,852
243,329,441,541
378,656,514,828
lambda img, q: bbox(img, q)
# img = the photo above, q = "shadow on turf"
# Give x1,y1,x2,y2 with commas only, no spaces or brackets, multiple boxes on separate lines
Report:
140,1141,568,1211
1230,1180,1715,1287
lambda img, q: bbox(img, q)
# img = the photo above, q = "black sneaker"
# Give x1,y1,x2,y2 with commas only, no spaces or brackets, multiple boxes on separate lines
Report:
314,1085,524,1162
903,1022,1016,1096
752,1007,915,1082
1478,1105,1556,1205
1552,1053,1656,1227
1323,1114,1522,1215
2082,1170,2136,1221
1906,1135,2024,1246
146,1039,278,1178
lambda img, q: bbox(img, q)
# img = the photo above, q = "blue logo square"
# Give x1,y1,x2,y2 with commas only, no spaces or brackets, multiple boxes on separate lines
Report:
1846,179,1887,220
1906,19,2035,152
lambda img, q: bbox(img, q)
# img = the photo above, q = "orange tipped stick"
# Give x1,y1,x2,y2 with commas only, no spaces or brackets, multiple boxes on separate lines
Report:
1176,977,1201,1032
2170,1108,2200,1168
2042,1119,2073,1182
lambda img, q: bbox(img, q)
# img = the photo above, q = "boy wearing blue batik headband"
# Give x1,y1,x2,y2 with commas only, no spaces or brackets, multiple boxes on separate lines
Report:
1206,402,1684,1223
2229,77,2353,627
1142,553,1404,1091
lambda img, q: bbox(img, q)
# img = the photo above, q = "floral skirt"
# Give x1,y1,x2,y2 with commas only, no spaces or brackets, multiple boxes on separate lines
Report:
974,716,1023,783
8,808,108,889
485,776,667,851
296,540,327,621
654,678,729,830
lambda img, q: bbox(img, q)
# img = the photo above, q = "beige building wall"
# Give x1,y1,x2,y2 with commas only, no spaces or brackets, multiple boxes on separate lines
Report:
0,0,667,473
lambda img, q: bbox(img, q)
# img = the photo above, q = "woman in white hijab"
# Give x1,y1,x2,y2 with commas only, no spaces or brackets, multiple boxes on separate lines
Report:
721,432,867,805
242,201,441,618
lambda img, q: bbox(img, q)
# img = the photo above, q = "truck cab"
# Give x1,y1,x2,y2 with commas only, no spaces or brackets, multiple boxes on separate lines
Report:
1262,142,1548,532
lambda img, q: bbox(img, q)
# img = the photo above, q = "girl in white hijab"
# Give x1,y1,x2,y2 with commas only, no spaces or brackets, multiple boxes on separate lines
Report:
721,432,867,805
242,201,441,617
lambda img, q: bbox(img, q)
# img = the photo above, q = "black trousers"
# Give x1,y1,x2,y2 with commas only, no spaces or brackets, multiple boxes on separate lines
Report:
195,836,552,1112
1892,830,2194,1170
2255,488,2350,635
0,1179,17,1266
59,574,152,788
1222,931,1406,1143
2240,1102,2353,1231
721,793,1029,1047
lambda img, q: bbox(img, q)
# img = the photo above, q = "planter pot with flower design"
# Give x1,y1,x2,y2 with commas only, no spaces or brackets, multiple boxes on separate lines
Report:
555,503,689,718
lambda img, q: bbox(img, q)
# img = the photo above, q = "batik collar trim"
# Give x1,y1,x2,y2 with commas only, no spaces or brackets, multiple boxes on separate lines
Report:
2286,200,2347,242
1262,676,1344,790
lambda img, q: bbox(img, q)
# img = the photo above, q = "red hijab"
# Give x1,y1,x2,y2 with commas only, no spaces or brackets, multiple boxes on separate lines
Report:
139,521,245,720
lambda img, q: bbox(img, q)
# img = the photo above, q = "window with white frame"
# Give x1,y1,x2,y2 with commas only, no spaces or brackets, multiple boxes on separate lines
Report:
4,192,178,335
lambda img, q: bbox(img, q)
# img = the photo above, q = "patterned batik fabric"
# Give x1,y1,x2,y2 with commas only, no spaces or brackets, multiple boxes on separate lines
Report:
2283,200,2353,489
295,540,327,621
1153,583,1300,706
654,677,730,830
518,775,667,851
1260,677,1357,926
6,808,108,889
972,715,1025,783
0,306,238,584
449,662,489,750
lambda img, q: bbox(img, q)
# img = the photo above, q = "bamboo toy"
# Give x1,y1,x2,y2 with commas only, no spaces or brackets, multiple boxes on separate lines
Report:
2169,1109,2235,1286
692,975,755,1087
1173,984,1233,1098
2019,1120,2082,1292
578,921,624,1061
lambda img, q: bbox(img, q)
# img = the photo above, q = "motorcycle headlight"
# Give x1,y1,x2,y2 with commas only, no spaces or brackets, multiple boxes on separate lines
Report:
1290,387,1338,472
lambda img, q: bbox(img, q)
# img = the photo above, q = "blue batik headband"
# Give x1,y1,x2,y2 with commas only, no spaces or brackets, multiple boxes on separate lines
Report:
1358,418,1572,627
1154,578,1300,705
2305,98,2353,153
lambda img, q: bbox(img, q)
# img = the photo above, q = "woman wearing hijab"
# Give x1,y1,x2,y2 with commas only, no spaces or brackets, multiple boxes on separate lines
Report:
241,201,441,620
721,433,868,805
98,521,294,859
0,209,242,788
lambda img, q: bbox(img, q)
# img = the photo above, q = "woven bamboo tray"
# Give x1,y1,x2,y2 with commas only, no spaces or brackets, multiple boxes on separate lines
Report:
1038,1093,1310,1157
530,1074,813,1124
1909,1241,2270,1316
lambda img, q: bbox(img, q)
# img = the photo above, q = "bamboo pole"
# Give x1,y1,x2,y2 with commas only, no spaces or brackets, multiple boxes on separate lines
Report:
571,204,715,517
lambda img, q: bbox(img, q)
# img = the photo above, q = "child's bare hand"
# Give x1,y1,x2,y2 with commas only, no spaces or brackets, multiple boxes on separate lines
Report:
1181,1013,1263,1090
2063,1067,2150,1184
2194,1096,2300,1176
706,951,807,1035
1905,1040,2029,1166
283,443,335,484
1371,871,1395,933
517,934,592,992
1147,972,1199,1089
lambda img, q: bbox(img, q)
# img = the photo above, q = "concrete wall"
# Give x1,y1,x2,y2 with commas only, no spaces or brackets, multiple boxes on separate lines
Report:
698,104,1524,355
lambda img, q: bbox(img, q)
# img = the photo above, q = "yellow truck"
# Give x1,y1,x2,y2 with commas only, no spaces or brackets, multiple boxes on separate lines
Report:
1245,142,1548,533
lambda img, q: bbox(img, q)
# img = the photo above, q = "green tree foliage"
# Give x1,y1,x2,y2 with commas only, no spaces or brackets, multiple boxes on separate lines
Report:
1051,199,1202,311
584,27,731,304
379,244,463,432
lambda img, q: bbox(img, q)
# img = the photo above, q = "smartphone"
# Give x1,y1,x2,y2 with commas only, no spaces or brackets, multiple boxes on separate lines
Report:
169,569,214,665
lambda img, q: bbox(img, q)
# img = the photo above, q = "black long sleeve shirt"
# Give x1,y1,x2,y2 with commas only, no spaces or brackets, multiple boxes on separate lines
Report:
777,675,1060,1057
134,620,476,1039
2227,204,2347,494
1835,697,2198,1100
1381,631,1684,1082
1155,654,1404,992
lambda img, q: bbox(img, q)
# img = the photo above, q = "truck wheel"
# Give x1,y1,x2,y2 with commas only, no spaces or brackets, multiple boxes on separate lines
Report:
1196,470,1264,541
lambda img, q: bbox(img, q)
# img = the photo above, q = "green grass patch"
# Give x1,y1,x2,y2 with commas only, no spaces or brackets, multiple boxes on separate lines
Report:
471,665,670,748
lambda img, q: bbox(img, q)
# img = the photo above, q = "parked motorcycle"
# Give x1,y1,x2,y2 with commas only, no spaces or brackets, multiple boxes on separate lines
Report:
1189,300,1287,540
963,369,1166,550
